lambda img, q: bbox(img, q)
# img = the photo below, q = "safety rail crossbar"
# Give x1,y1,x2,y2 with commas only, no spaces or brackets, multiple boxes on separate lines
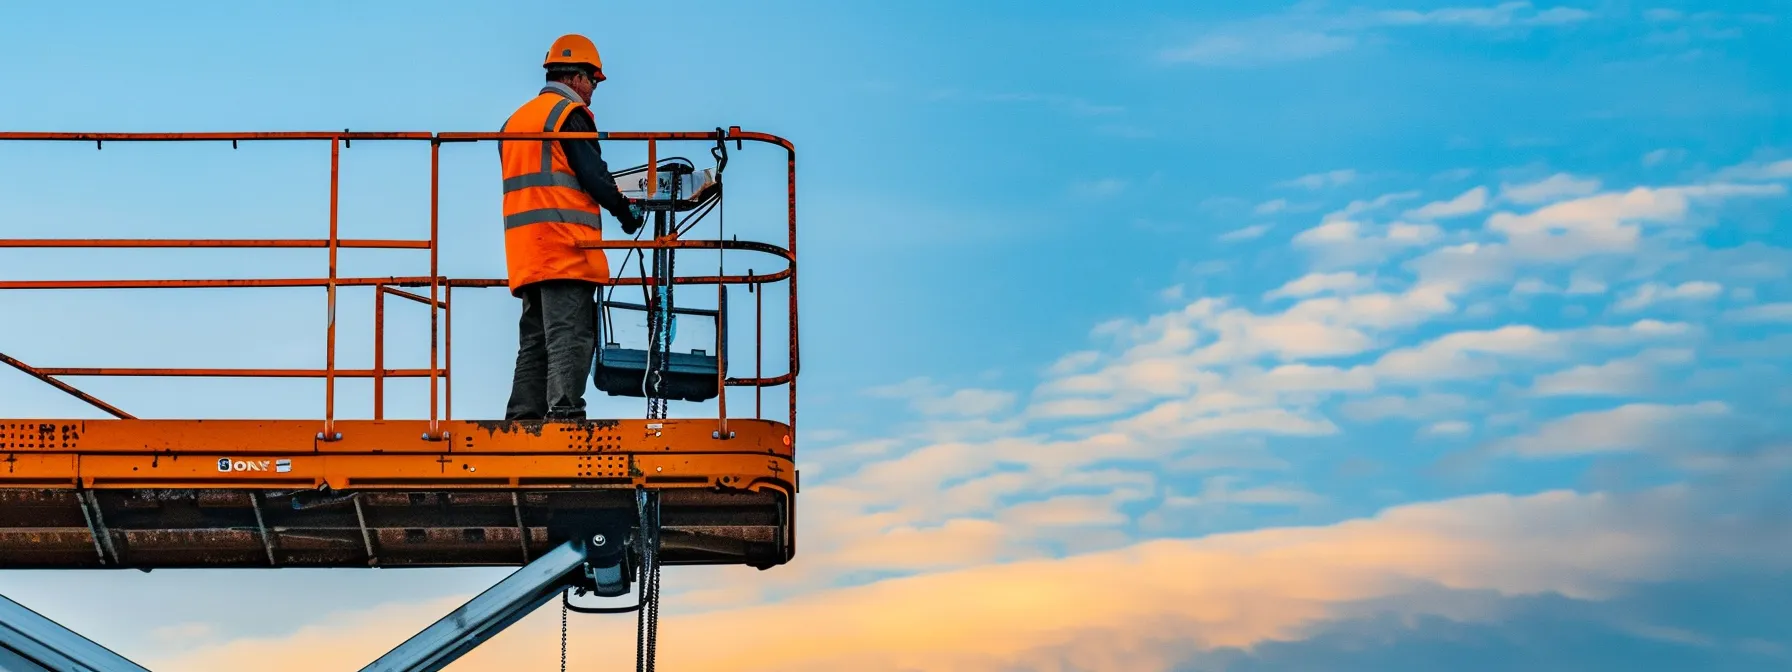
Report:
0,239,432,249
0,128,797,441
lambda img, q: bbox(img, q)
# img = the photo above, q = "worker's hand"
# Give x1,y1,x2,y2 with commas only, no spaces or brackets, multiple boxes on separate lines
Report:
620,203,645,235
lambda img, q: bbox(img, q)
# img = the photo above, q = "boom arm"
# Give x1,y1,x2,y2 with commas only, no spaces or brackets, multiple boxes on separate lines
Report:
0,593,153,672
361,491,653,672
359,540,595,672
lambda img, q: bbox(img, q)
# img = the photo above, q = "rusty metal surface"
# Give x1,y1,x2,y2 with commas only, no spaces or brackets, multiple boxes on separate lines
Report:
0,487,790,569
0,420,797,496
0,418,792,457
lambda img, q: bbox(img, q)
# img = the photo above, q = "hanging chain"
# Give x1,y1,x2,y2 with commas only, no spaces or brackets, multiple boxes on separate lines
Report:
569,132,730,672
635,495,646,670
659,184,677,421
643,185,678,421
648,241,670,419
634,490,662,671
645,561,660,667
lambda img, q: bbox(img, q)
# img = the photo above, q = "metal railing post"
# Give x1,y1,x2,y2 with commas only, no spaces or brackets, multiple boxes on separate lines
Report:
324,137,341,440
427,140,442,440
375,285,387,419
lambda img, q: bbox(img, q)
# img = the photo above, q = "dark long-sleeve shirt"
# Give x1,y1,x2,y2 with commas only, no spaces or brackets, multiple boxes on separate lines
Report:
562,109,641,226
556,107,636,226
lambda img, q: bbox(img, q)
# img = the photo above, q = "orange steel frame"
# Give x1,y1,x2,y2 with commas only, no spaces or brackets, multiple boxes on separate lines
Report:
0,129,798,498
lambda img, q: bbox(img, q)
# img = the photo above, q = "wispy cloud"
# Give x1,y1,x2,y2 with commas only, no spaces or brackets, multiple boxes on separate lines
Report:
1161,29,1356,67
1160,475,1324,508
1500,173,1603,205
1341,392,1476,422
1409,182,1787,290
1374,320,1694,382
1642,148,1687,167
1218,223,1272,242
1329,190,1424,219
1159,2,1599,67
1531,348,1695,396
867,377,1019,418
1613,281,1723,312
1494,401,1731,458
1280,169,1358,190
924,88,1125,116
1070,177,1128,199
1254,198,1291,215
1422,419,1475,437
1406,186,1490,220
1374,2,1595,28
1724,302,1792,324
1714,158,1792,183
1264,271,1373,300
1294,218,1441,268
1640,9,1771,47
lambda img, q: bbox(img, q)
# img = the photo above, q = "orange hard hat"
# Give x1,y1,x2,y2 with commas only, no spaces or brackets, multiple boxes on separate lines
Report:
543,34,604,79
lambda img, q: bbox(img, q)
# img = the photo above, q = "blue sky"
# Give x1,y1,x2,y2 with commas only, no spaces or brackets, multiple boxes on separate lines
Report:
1,1,1790,670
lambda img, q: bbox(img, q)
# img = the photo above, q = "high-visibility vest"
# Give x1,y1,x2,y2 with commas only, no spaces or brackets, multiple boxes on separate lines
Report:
498,89,611,295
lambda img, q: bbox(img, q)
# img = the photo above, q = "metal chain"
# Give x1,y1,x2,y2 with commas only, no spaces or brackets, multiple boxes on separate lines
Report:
569,140,727,672
656,211,676,421
635,492,647,671
661,188,678,421
643,199,676,422
634,491,661,671
646,561,660,666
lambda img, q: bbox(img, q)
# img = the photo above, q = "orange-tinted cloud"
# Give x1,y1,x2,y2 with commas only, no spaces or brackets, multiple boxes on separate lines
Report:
137,484,1777,672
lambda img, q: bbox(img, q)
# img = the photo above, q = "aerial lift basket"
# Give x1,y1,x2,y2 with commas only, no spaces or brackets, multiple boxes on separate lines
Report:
0,127,800,671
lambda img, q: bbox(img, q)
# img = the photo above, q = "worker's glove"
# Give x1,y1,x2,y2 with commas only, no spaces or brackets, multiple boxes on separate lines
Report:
621,208,644,236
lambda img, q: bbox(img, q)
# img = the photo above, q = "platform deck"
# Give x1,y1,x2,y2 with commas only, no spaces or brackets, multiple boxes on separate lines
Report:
0,418,796,570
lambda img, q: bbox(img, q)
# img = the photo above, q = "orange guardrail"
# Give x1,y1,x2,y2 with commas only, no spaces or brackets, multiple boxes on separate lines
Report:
0,128,798,442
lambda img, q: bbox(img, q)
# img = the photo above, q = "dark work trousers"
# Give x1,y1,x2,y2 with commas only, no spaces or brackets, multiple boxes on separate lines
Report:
505,279,600,420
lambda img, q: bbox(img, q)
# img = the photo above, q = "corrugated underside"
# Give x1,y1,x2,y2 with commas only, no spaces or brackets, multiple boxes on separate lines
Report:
0,488,788,570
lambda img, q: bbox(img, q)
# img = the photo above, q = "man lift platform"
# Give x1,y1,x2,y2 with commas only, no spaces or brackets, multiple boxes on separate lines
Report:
0,127,799,671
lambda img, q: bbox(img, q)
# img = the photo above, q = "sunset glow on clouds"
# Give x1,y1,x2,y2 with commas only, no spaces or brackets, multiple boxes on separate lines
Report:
1,1,1790,670
135,480,1791,671
95,153,1792,670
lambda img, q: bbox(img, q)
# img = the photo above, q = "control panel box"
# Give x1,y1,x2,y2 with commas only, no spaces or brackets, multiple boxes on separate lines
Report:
621,167,715,203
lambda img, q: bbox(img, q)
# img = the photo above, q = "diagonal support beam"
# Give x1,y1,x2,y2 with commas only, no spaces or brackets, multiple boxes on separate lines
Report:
0,593,153,672
0,351,135,419
357,538,621,672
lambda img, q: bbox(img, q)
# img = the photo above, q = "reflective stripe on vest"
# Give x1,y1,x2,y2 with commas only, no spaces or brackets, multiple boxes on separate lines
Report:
501,95,601,231
502,172,583,191
503,207,605,230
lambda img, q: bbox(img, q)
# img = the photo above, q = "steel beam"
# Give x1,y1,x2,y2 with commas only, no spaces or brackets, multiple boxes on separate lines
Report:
358,539,603,672
0,593,152,672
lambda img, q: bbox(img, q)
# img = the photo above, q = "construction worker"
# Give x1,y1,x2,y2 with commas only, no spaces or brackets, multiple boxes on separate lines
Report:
499,34,644,421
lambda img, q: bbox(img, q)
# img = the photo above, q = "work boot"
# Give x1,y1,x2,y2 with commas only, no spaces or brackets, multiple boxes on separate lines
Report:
545,406,587,422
